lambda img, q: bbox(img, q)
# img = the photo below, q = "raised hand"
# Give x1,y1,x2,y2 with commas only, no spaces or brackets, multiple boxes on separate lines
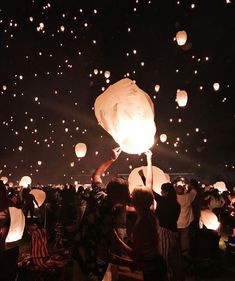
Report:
111,147,122,161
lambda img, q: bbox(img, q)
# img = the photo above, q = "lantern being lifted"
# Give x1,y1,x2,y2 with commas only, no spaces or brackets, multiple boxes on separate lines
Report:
200,209,220,231
94,78,156,154
30,189,46,207
213,181,227,193
128,166,170,194
6,207,25,243
176,90,188,107
176,30,187,46
0,176,8,184
75,143,87,158
19,176,32,188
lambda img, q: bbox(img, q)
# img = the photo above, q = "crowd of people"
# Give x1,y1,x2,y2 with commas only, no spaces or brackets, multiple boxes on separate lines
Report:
0,148,235,281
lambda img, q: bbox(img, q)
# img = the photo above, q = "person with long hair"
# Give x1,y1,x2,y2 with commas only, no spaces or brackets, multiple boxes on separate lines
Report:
113,151,167,281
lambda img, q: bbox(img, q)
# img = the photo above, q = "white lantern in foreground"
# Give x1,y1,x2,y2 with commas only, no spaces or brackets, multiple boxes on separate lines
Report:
94,78,156,154
160,134,167,143
30,189,46,207
213,181,227,193
176,90,188,107
200,209,220,231
128,166,170,194
6,207,25,243
0,176,8,184
176,30,187,46
75,143,87,158
19,176,32,188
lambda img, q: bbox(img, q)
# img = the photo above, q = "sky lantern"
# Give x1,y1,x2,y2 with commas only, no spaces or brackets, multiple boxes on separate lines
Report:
213,82,220,91
0,176,8,184
154,84,160,92
94,78,156,154
30,189,46,207
19,176,32,188
213,181,227,193
128,166,170,194
176,30,187,46
160,134,167,143
6,207,25,243
37,160,42,166
200,209,220,231
176,90,188,107
104,70,110,78
75,143,87,158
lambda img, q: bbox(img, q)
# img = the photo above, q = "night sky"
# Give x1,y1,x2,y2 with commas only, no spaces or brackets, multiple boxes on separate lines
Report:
0,0,235,186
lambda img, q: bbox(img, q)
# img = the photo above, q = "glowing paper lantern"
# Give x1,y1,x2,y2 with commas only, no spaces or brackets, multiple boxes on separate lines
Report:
75,143,87,158
0,176,8,184
213,83,220,91
200,209,220,231
19,176,32,188
176,30,187,46
6,207,25,243
176,90,188,107
160,134,167,143
213,181,227,193
104,70,110,78
128,166,170,194
154,84,160,92
30,189,46,207
37,160,42,166
94,78,156,154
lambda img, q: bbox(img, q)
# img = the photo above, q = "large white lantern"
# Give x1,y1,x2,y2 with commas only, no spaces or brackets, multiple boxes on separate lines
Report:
75,143,87,158
213,181,227,193
176,30,187,46
200,209,220,231
19,176,32,188
160,134,167,143
94,78,156,154
0,176,8,184
176,90,188,107
128,166,170,194
30,189,46,207
6,207,25,243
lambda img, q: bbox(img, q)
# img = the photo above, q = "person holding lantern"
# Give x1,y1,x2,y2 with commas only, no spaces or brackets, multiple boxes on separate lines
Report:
112,150,167,281
72,147,130,281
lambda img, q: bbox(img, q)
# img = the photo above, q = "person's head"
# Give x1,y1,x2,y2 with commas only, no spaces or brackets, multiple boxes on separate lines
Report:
131,187,153,213
175,185,184,195
8,190,18,204
106,177,130,207
77,185,84,193
189,178,200,190
161,183,177,201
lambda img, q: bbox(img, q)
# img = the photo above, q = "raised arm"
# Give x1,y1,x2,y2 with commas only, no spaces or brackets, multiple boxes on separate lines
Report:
145,150,153,191
92,147,121,184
